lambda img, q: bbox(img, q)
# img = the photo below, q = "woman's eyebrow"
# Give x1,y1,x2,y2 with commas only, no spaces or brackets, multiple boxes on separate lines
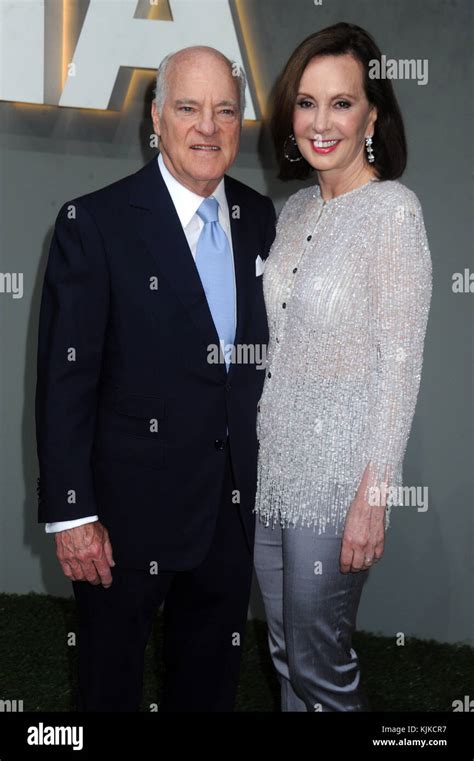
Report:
296,91,358,99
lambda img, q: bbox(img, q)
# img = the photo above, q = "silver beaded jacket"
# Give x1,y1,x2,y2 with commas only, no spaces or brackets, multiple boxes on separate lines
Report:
254,179,432,534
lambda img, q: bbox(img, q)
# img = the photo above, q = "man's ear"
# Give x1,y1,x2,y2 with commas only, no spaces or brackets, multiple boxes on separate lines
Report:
151,101,161,136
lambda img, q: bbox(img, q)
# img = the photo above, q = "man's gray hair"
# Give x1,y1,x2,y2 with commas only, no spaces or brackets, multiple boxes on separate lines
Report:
154,47,246,121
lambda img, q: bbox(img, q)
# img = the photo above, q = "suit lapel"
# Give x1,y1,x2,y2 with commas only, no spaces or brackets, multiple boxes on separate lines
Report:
130,157,225,374
129,158,255,379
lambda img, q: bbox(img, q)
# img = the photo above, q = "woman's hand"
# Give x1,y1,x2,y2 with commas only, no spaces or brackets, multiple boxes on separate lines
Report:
340,464,386,573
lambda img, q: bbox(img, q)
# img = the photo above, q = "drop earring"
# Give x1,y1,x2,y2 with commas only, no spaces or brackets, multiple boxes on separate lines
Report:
365,136,375,163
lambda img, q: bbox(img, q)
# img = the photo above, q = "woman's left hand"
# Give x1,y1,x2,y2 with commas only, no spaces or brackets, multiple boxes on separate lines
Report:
340,463,386,573
340,498,385,573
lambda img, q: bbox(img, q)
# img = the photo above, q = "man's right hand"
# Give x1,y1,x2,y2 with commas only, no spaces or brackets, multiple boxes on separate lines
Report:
55,521,115,588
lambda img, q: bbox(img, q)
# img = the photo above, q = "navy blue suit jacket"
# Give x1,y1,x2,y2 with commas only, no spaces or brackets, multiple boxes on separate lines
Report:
35,157,276,570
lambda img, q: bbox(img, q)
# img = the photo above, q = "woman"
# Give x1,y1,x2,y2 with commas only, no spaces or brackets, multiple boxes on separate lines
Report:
254,22,432,712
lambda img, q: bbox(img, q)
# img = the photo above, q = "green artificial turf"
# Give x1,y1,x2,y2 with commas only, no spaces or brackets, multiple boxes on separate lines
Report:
0,592,472,712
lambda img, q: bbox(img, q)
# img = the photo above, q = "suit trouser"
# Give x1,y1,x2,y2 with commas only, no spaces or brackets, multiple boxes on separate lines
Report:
254,517,370,712
72,445,253,712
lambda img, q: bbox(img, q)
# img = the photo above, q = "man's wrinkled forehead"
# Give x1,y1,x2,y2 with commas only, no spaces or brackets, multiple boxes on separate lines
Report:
165,54,239,103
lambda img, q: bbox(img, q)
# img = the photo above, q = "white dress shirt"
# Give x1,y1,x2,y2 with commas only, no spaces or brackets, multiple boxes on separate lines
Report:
45,153,236,534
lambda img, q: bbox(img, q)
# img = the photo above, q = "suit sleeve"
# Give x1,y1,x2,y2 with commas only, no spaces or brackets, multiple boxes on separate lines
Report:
36,200,110,522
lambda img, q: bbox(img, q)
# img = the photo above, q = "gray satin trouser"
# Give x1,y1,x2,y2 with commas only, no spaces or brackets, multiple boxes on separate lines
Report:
254,518,371,712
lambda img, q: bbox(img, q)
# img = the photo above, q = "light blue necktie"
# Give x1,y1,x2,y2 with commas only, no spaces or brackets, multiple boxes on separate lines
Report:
195,197,236,372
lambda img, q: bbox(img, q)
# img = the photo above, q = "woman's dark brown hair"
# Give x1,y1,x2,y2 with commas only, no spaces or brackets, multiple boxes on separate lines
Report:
271,22,407,181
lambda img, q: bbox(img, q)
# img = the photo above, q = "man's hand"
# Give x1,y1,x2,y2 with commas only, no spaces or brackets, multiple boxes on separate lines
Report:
55,521,115,587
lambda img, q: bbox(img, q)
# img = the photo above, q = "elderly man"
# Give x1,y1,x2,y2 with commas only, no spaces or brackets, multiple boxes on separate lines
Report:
35,46,276,712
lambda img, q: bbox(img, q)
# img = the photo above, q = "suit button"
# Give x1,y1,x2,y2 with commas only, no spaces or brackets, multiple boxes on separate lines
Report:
214,439,225,450
225,383,232,391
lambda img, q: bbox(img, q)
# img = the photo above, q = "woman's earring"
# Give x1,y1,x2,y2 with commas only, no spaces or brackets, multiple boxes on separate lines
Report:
365,136,375,163
283,133,303,163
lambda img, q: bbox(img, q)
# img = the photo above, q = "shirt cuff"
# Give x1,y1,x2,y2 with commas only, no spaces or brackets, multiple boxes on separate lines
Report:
45,516,99,533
